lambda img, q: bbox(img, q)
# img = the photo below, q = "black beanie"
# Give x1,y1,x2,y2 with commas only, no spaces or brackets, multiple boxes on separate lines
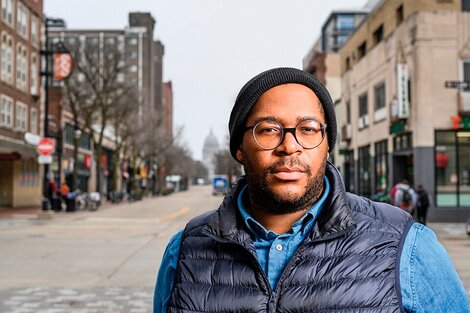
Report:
229,67,336,161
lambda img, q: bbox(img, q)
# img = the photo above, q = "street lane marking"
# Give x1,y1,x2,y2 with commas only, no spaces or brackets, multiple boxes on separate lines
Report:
157,207,190,222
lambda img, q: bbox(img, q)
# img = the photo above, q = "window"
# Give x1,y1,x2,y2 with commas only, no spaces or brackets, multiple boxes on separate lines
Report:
396,5,404,25
31,16,39,46
15,101,27,131
374,82,386,122
1,34,13,83
359,93,368,117
374,140,388,192
464,0,470,11
30,108,37,134
0,95,13,127
129,65,138,73
463,61,470,90
358,145,371,197
435,130,470,207
65,123,92,150
127,37,138,46
17,3,29,39
357,41,367,59
16,44,28,91
128,50,138,59
373,25,384,45
345,57,351,71
358,93,369,129
336,14,355,30
2,0,14,26
30,54,38,95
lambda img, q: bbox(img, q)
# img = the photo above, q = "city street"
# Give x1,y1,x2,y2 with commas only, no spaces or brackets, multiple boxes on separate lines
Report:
0,185,469,312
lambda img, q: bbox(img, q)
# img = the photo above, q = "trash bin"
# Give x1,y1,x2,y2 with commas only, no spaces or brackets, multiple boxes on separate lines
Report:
66,192,76,212
51,196,61,212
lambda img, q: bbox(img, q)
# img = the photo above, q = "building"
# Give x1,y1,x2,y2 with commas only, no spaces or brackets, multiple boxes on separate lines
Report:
202,129,220,180
303,4,371,167
338,0,470,221
162,81,173,141
0,0,43,209
48,12,166,195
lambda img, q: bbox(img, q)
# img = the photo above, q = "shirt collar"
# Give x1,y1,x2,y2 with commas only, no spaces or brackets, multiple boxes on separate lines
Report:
237,176,331,239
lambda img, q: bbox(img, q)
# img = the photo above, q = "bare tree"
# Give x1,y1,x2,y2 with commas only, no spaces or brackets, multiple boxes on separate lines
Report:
63,41,135,194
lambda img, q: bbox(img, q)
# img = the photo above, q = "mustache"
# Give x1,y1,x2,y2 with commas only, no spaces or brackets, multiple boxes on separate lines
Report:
266,158,311,175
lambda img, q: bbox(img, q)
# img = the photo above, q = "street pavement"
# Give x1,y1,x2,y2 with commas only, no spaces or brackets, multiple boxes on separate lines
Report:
0,185,469,312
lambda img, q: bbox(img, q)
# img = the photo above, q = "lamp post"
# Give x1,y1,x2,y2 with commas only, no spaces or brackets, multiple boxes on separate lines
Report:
40,17,69,211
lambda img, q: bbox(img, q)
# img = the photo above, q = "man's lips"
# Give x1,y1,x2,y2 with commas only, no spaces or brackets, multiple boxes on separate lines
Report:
271,167,305,181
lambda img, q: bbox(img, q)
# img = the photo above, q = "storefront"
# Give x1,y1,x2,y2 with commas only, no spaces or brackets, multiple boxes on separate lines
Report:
435,129,470,208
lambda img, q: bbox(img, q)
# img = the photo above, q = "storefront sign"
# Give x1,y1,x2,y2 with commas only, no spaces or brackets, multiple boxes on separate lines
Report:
0,152,21,161
53,52,73,80
451,115,470,129
397,64,409,118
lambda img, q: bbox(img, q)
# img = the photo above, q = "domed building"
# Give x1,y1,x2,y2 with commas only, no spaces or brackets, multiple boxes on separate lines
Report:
202,129,220,180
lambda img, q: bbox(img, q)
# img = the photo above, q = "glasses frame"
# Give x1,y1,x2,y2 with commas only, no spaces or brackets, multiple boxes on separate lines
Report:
244,119,327,150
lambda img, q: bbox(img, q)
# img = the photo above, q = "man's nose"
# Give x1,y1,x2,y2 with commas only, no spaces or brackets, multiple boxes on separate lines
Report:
275,131,302,155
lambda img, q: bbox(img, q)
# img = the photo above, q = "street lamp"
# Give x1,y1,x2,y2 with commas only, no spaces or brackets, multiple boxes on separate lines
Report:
40,17,71,211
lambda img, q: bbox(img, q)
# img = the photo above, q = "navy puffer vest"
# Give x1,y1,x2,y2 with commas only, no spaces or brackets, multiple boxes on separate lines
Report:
168,162,414,313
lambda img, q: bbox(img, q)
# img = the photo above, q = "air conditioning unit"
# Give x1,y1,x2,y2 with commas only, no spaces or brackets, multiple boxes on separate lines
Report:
358,115,369,129
460,91,470,113
341,124,352,141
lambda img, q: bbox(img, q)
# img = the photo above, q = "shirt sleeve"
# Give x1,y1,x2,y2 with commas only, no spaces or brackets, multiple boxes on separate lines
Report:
153,230,183,313
400,223,470,313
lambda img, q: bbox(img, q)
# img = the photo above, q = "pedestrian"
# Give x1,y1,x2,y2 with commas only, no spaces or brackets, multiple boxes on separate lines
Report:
416,184,431,225
391,179,417,215
153,68,469,312
60,182,70,199
45,177,56,205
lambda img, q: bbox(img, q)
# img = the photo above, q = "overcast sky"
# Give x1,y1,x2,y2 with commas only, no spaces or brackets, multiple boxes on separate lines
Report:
45,0,367,160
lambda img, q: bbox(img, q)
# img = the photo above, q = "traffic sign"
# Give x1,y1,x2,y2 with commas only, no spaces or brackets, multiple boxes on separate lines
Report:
38,155,53,164
445,80,470,89
37,138,55,156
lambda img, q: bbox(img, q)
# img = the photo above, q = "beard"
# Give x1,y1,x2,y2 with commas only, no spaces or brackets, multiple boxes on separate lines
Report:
242,153,327,215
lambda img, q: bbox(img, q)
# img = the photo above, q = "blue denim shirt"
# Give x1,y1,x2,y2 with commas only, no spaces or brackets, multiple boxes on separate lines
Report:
154,178,469,313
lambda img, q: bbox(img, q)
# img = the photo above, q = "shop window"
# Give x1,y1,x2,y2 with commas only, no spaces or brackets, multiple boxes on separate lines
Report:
435,130,470,207
374,140,388,192
358,145,371,197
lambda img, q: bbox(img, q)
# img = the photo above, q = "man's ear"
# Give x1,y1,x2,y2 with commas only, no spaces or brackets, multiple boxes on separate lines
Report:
236,146,243,163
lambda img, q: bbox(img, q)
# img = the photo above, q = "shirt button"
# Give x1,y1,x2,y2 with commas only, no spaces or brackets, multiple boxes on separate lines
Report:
276,244,283,251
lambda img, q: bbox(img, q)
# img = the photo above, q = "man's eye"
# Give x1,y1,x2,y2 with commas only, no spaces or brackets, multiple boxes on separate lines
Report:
259,127,280,134
299,127,318,133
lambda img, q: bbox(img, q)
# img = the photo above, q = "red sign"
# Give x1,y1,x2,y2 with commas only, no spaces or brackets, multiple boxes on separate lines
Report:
53,53,73,80
84,154,91,170
37,138,55,156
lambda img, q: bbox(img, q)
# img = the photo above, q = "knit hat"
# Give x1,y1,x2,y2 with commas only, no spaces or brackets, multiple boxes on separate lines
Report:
229,67,336,162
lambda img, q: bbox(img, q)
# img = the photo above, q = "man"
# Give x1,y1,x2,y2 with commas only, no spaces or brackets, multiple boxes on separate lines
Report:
391,180,417,215
415,184,430,225
154,68,469,312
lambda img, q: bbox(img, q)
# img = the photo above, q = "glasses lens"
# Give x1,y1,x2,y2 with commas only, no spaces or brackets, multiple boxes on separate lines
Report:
253,121,282,149
296,120,324,148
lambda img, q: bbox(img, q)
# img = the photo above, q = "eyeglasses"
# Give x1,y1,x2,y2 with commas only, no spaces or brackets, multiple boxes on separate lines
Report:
244,119,327,150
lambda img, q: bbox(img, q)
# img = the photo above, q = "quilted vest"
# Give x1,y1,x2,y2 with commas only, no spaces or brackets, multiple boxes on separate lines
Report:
168,162,413,313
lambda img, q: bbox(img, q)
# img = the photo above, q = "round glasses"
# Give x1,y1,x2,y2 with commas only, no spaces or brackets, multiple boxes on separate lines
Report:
244,119,327,150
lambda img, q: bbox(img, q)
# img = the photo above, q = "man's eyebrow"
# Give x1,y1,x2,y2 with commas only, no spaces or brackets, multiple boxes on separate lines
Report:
297,116,325,123
249,116,278,125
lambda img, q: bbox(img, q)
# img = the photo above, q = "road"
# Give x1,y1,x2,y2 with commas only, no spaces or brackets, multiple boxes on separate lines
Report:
0,185,468,312
0,185,221,313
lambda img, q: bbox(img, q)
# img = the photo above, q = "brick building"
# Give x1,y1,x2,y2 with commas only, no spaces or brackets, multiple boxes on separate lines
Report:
0,0,43,208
